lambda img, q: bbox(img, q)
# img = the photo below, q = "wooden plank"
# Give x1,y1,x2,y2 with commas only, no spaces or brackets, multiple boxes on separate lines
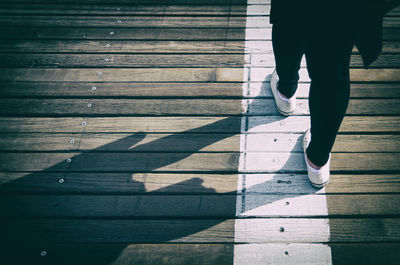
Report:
0,172,240,194
2,243,235,265
0,16,397,29
0,4,263,16
1,40,399,53
2,53,399,68
0,40,270,53
0,99,246,116
0,53,247,68
1,194,399,217
1,116,400,133
0,82,399,99
246,116,400,133
1,98,399,116
1,68,400,82
0,152,399,172
2,243,399,265
0,0,253,4
1,218,399,243
0,27,250,40
0,68,245,82
0,133,241,152
0,82,245,98
0,117,243,133
1,133,399,152
0,15,253,28
1,172,400,194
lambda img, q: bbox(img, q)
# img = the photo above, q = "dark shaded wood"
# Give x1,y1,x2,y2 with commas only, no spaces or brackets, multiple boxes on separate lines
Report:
0,4,258,16
1,218,399,243
0,194,399,217
0,27,249,40
0,15,252,28
2,244,234,265
2,172,400,194
0,0,252,4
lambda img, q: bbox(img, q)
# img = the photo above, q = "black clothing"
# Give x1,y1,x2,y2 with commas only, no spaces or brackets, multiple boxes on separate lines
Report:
270,0,399,166
272,23,353,166
270,0,399,68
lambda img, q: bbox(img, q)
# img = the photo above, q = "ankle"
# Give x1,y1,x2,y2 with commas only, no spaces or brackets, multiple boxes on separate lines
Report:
306,154,322,170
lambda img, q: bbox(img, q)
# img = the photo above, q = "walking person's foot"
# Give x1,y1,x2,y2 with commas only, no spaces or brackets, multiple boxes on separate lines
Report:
270,69,296,116
302,129,330,188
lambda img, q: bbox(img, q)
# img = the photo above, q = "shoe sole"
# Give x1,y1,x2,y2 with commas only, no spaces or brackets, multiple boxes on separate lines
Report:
276,105,294,116
310,180,329,189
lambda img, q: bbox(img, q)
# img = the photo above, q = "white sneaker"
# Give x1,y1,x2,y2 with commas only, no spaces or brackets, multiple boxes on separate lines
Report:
303,129,330,188
270,69,296,116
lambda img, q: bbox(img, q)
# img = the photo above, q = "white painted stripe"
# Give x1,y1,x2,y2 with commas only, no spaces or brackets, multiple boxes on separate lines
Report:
234,244,332,265
234,1,332,264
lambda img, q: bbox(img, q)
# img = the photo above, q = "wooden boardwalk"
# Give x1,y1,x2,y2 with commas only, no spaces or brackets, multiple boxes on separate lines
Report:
0,0,400,264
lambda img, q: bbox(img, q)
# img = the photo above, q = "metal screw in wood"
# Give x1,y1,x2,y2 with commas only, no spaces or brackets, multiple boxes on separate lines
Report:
69,138,75,143
41,251,47,256
106,44,111,47
97,72,103,76
58,178,64,184
91,86,97,91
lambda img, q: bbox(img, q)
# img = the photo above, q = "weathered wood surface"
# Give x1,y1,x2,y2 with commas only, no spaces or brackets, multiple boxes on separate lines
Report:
1,218,399,243
1,82,399,98
1,194,399,217
1,68,400,82
0,152,399,172
1,133,399,152
3,243,400,265
0,98,399,116
1,116,400,132
1,172,400,194
0,1,399,264
1,53,399,68
1,40,399,53
0,4,268,15
0,15,398,28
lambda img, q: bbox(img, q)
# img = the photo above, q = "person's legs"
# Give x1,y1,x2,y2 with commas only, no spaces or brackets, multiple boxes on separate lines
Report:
304,28,354,167
272,23,304,99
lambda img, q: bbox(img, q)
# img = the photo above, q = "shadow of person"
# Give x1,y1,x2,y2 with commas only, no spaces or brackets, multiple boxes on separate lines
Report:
0,75,317,265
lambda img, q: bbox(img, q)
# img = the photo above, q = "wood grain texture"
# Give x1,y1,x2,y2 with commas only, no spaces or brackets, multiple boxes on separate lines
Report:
1,82,399,99
1,98,399,116
1,133,399,153
1,68,399,82
2,116,400,133
2,53,399,68
0,152,399,172
1,173,400,194
0,194,399,217
1,218,399,243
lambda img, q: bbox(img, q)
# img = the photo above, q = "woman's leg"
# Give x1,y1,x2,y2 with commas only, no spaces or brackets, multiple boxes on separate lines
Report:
272,23,304,98
304,30,354,167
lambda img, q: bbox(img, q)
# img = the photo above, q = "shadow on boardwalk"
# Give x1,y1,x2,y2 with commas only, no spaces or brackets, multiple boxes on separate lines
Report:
0,78,317,265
